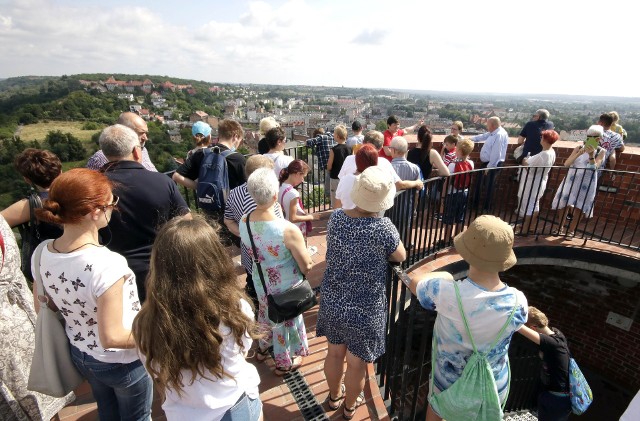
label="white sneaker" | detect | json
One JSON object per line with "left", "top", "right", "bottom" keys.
{"left": 307, "top": 246, "right": 318, "bottom": 256}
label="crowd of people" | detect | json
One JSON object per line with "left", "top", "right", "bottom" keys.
{"left": 0, "top": 109, "right": 629, "bottom": 420}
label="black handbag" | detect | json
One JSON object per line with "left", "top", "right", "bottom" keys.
{"left": 246, "top": 212, "right": 317, "bottom": 323}
{"left": 17, "top": 192, "right": 42, "bottom": 280}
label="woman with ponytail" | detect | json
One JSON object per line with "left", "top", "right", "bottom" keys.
{"left": 33, "top": 168, "right": 152, "bottom": 421}
{"left": 278, "top": 159, "right": 316, "bottom": 247}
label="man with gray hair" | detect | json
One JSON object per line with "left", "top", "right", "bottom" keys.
{"left": 87, "top": 111, "right": 158, "bottom": 171}
{"left": 516, "top": 109, "right": 554, "bottom": 165}
{"left": 99, "top": 124, "right": 191, "bottom": 302}
{"left": 338, "top": 130, "right": 424, "bottom": 192}
{"left": 471, "top": 117, "right": 509, "bottom": 212}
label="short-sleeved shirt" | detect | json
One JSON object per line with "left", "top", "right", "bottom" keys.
{"left": 391, "top": 157, "right": 421, "bottom": 182}
{"left": 335, "top": 174, "right": 357, "bottom": 210}
{"left": 329, "top": 144, "right": 351, "bottom": 179}
{"left": 263, "top": 152, "right": 294, "bottom": 179}
{"left": 175, "top": 144, "right": 247, "bottom": 190}
{"left": 447, "top": 159, "right": 475, "bottom": 193}
{"left": 520, "top": 119, "right": 554, "bottom": 157}
{"left": 443, "top": 148, "right": 457, "bottom": 167}
{"left": 382, "top": 129, "right": 405, "bottom": 161}
{"left": 539, "top": 328, "right": 570, "bottom": 393}
{"left": 160, "top": 299, "right": 260, "bottom": 419}
{"left": 599, "top": 130, "right": 624, "bottom": 161}
{"left": 87, "top": 148, "right": 157, "bottom": 172}
{"left": 101, "top": 160, "right": 190, "bottom": 300}
{"left": 416, "top": 277, "right": 528, "bottom": 399}
{"left": 35, "top": 240, "right": 140, "bottom": 364}
{"left": 346, "top": 134, "right": 364, "bottom": 150}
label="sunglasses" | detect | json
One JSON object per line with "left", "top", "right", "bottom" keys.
{"left": 100, "top": 195, "right": 119, "bottom": 211}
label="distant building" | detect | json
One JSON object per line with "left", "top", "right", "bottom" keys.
{"left": 190, "top": 111, "right": 209, "bottom": 123}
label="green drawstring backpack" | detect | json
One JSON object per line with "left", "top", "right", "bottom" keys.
{"left": 429, "top": 282, "right": 518, "bottom": 421}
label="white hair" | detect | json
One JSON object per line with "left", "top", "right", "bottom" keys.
{"left": 247, "top": 167, "right": 279, "bottom": 206}
{"left": 535, "top": 109, "right": 550, "bottom": 120}
{"left": 99, "top": 124, "right": 139, "bottom": 159}
{"left": 390, "top": 136, "right": 408, "bottom": 154}
{"left": 587, "top": 125, "right": 604, "bottom": 137}
{"left": 259, "top": 117, "right": 279, "bottom": 136}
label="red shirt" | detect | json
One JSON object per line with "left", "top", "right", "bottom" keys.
{"left": 381, "top": 129, "right": 405, "bottom": 161}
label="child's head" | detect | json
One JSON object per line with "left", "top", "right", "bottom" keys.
{"left": 279, "top": 159, "right": 309, "bottom": 185}
{"left": 390, "top": 136, "right": 408, "bottom": 157}
{"left": 456, "top": 139, "right": 474, "bottom": 159}
{"left": 453, "top": 215, "right": 516, "bottom": 273}
{"left": 527, "top": 306, "right": 549, "bottom": 329}
{"left": 443, "top": 135, "right": 458, "bottom": 150}
{"left": 334, "top": 125, "right": 347, "bottom": 143}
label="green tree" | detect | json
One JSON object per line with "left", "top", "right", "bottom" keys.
{"left": 375, "top": 120, "right": 387, "bottom": 131}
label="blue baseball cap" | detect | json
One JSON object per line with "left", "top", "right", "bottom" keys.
{"left": 192, "top": 121, "right": 212, "bottom": 137}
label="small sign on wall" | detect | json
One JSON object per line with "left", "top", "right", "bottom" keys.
{"left": 606, "top": 311, "right": 633, "bottom": 331}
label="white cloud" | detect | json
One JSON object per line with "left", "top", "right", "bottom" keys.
{"left": 0, "top": 0, "right": 637, "bottom": 97}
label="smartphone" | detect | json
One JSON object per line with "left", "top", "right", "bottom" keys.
{"left": 584, "top": 136, "right": 599, "bottom": 150}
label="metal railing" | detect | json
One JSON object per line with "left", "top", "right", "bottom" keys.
{"left": 167, "top": 143, "right": 334, "bottom": 213}
{"left": 386, "top": 165, "right": 640, "bottom": 268}
{"left": 378, "top": 164, "right": 640, "bottom": 419}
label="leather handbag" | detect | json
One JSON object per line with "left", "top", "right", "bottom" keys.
{"left": 246, "top": 212, "right": 317, "bottom": 323}
{"left": 28, "top": 241, "right": 84, "bottom": 397}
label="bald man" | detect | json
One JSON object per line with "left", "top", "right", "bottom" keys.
{"left": 87, "top": 112, "right": 158, "bottom": 171}
{"left": 470, "top": 117, "right": 509, "bottom": 213}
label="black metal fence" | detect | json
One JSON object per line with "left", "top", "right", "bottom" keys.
{"left": 386, "top": 165, "right": 640, "bottom": 268}
{"left": 379, "top": 165, "right": 640, "bottom": 419}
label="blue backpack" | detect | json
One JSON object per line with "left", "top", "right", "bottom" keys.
{"left": 196, "top": 146, "right": 233, "bottom": 214}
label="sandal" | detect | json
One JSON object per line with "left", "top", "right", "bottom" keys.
{"left": 274, "top": 366, "right": 291, "bottom": 376}
{"left": 342, "top": 391, "right": 365, "bottom": 420}
{"left": 328, "top": 384, "right": 345, "bottom": 410}
{"left": 290, "top": 356, "right": 303, "bottom": 370}
{"left": 255, "top": 348, "right": 269, "bottom": 363}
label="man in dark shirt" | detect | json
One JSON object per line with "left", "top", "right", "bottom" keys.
{"left": 516, "top": 109, "right": 554, "bottom": 164}
{"left": 98, "top": 124, "right": 191, "bottom": 301}
{"left": 517, "top": 306, "right": 571, "bottom": 421}
{"left": 173, "top": 119, "right": 246, "bottom": 245}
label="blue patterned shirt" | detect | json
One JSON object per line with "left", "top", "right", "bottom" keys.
{"left": 416, "top": 277, "right": 528, "bottom": 400}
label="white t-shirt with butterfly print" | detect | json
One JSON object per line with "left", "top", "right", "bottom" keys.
{"left": 33, "top": 239, "right": 140, "bottom": 364}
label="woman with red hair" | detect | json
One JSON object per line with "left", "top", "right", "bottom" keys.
{"left": 334, "top": 144, "right": 379, "bottom": 210}
{"left": 517, "top": 130, "right": 559, "bottom": 233}
{"left": 33, "top": 168, "right": 152, "bottom": 420}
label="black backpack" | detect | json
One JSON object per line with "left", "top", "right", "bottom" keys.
{"left": 196, "top": 146, "right": 234, "bottom": 214}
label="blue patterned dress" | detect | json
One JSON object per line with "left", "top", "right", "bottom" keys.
{"left": 316, "top": 210, "right": 400, "bottom": 362}
{"left": 239, "top": 215, "right": 309, "bottom": 369}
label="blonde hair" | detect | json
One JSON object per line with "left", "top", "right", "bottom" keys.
{"left": 457, "top": 139, "right": 474, "bottom": 157}
{"left": 259, "top": 116, "right": 279, "bottom": 136}
{"left": 333, "top": 124, "right": 347, "bottom": 141}
{"left": 452, "top": 121, "right": 464, "bottom": 131}
{"left": 527, "top": 306, "right": 549, "bottom": 328}
{"left": 245, "top": 154, "right": 274, "bottom": 178}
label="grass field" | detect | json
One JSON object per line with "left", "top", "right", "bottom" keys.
{"left": 18, "top": 121, "right": 103, "bottom": 142}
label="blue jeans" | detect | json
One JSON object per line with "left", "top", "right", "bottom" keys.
{"left": 537, "top": 390, "right": 571, "bottom": 421}
{"left": 71, "top": 345, "right": 153, "bottom": 421}
{"left": 220, "top": 393, "right": 263, "bottom": 421}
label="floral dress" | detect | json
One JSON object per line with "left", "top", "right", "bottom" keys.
{"left": 239, "top": 215, "right": 309, "bottom": 369}
{"left": 0, "top": 216, "right": 74, "bottom": 420}
{"left": 552, "top": 148, "right": 602, "bottom": 218}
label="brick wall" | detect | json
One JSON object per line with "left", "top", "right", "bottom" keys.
{"left": 418, "top": 137, "right": 640, "bottom": 225}
{"left": 502, "top": 264, "right": 640, "bottom": 391}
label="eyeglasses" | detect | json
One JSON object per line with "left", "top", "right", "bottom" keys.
{"left": 100, "top": 195, "right": 119, "bottom": 211}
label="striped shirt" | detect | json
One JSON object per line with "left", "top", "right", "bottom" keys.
{"left": 224, "top": 183, "right": 283, "bottom": 273}
{"left": 391, "top": 157, "right": 421, "bottom": 182}
{"left": 87, "top": 149, "right": 157, "bottom": 172}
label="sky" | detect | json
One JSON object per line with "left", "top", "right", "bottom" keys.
{"left": 0, "top": 0, "right": 638, "bottom": 98}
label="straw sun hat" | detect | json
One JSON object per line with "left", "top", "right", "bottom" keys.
{"left": 350, "top": 166, "right": 396, "bottom": 213}
{"left": 453, "top": 215, "right": 517, "bottom": 272}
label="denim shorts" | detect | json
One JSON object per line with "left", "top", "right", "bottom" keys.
{"left": 220, "top": 392, "right": 263, "bottom": 421}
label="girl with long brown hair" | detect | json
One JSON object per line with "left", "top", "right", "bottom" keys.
{"left": 133, "top": 216, "right": 263, "bottom": 420}
{"left": 33, "top": 168, "right": 152, "bottom": 420}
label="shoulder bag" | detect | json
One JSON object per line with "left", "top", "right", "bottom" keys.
{"left": 568, "top": 356, "right": 593, "bottom": 415}
{"left": 28, "top": 241, "right": 84, "bottom": 397}
{"left": 245, "top": 212, "right": 316, "bottom": 323}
